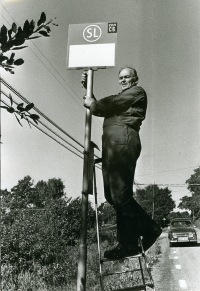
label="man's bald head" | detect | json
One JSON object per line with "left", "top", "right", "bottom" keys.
{"left": 118, "top": 67, "right": 139, "bottom": 91}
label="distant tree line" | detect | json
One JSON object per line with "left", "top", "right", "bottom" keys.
{"left": 178, "top": 167, "right": 200, "bottom": 220}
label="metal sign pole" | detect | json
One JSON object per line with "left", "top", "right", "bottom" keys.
{"left": 77, "top": 69, "right": 93, "bottom": 291}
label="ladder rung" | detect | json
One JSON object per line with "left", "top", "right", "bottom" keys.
{"left": 101, "top": 253, "right": 142, "bottom": 263}
{"left": 102, "top": 268, "right": 142, "bottom": 277}
{"left": 111, "top": 284, "right": 148, "bottom": 291}
{"left": 94, "top": 158, "right": 102, "bottom": 164}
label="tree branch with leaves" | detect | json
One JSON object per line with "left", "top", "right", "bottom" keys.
{"left": 0, "top": 93, "right": 39, "bottom": 127}
{"left": 0, "top": 12, "right": 58, "bottom": 127}
{"left": 0, "top": 12, "right": 58, "bottom": 74}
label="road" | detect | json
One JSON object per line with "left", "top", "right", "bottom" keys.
{"left": 151, "top": 228, "right": 200, "bottom": 291}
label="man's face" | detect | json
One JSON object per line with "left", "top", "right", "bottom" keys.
{"left": 118, "top": 68, "right": 136, "bottom": 91}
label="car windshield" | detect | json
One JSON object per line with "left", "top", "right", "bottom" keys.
{"left": 171, "top": 221, "right": 191, "bottom": 227}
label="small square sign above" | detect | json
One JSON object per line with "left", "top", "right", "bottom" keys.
{"left": 108, "top": 23, "right": 117, "bottom": 33}
{"left": 67, "top": 22, "right": 117, "bottom": 69}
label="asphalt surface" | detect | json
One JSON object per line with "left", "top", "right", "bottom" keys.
{"left": 151, "top": 228, "right": 200, "bottom": 291}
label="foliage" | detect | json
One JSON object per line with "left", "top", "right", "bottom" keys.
{"left": 133, "top": 184, "right": 176, "bottom": 224}
{"left": 1, "top": 176, "right": 96, "bottom": 286}
{"left": 0, "top": 94, "right": 40, "bottom": 127}
{"left": 98, "top": 201, "right": 116, "bottom": 225}
{"left": 2, "top": 240, "right": 162, "bottom": 291}
{"left": 178, "top": 167, "right": 200, "bottom": 219}
{"left": 0, "top": 12, "right": 58, "bottom": 74}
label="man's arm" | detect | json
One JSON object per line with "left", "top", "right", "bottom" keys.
{"left": 88, "top": 86, "right": 146, "bottom": 117}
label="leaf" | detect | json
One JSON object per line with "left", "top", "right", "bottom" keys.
{"left": 14, "top": 113, "right": 23, "bottom": 127}
{"left": 30, "top": 20, "right": 35, "bottom": 32}
{"left": 6, "top": 53, "right": 15, "bottom": 65}
{"left": 37, "top": 12, "right": 46, "bottom": 27}
{"left": 29, "top": 114, "right": 40, "bottom": 124}
{"left": 12, "top": 22, "right": 17, "bottom": 33}
{"left": 14, "top": 26, "right": 23, "bottom": 39}
{"left": 17, "top": 103, "right": 25, "bottom": 111}
{"left": 14, "top": 58, "right": 24, "bottom": 66}
{"left": 0, "top": 55, "right": 8, "bottom": 62}
{"left": 12, "top": 46, "right": 28, "bottom": 50}
{"left": 45, "top": 26, "right": 51, "bottom": 33}
{"left": 9, "top": 93, "right": 13, "bottom": 106}
{"left": 39, "top": 30, "right": 49, "bottom": 37}
{"left": 25, "top": 103, "right": 34, "bottom": 112}
{"left": 5, "top": 68, "right": 15, "bottom": 74}
{"left": 27, "top": 36, "right": 41, "bottom": 40}
{"left": 23, "top": 20, "right": 30, "bottom": 33}
{"left": 8, "top": 29, "right": 13, "bottom": 41}
{"left": 27, "top": 118, "right": 32, "bottom": 128}
{"left": 12, "top": 37, "right": 25, "bottom": 47}
{"left": 0, "top": 25, "right": 8, "bottom": 44}
{"left": 1, "top": 42, "right": 12, "bottom": 52}
{"left": 7, "top": 107, "right": 15, "bottom": 114}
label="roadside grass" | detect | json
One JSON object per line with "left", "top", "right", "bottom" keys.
{"left": 2, "top": 239, "right": 161, "bottom": 291}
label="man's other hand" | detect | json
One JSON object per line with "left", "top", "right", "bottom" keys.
{"left": 81, "top": 71, "right": 88, "bottom": 89}
{"left": 83, "top": 95, "right": 96, "bottom": 108}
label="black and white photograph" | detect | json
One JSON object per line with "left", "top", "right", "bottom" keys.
{"left": 1, "top": 1, "right": 200, "bottom": 290}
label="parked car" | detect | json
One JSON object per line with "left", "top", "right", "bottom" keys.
{"left": 168, "top": 218, "right": 197, "bottom": 247}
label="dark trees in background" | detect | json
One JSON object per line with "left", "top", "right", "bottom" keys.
{"left": 178, "top": 167, "right": 200, "bottom": 220}
{"left": 133, "top": 184, "right": 176, "bottom": 225}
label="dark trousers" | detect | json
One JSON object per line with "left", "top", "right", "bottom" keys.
{"left": 102, "top": 124, "right": 158, "bottom": 247}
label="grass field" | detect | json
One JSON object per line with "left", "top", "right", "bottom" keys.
{"left": 2, "top": 239, "right": 161, "bottom": 291}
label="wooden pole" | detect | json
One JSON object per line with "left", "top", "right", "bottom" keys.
{"left": 77, "top": 69, "right": 93, "bottom": 291}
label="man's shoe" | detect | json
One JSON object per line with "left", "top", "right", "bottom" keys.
{"left": 124, "top": 245, "right": 140, "bottom": 257}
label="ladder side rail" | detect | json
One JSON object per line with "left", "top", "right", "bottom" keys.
{"left": 102, "top": 268, "right": 142, "bottom": 277}
{"left": 138, "top": 256, "right": 146, "bottom": 291}
{"left": 139, "top": 237, "right": 155, "bottom": 289}
{"left": 93, "top": 162, "right": 104, "bottom": 291}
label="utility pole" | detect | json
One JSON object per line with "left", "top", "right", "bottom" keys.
{"left": 77, "top": 69, "right": 94, "bottom": 291}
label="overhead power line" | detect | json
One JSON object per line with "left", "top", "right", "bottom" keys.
{"left": 1, "top": 99, "right": 83, "bottom": 160}
{"left": 1, "top": 79, "right": 101, "bottom": 159}
{"left": 1, "top": 89, "right": 83, "bottom": 155}
{"left": 1, "top": 94, "right": 101, "bottom": 169}
{"left": 1, "top": 77, "right": 84, "bottom": 149}
{"left": 134, "top": 183, "right": 200, "bottom": 187}
{"left": 137, "top": 166, "right": 199, "bottom": 177}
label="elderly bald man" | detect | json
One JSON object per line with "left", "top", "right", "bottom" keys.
{"left": 81, "top": 67, "right": 162, "bottom": 260}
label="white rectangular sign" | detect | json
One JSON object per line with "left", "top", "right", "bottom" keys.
{"left": 67, "top": 22, "right": 117, "bottom": 69}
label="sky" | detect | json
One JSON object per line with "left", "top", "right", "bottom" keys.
{"left": 1, "top": 0, "right": 200, "bottom": 210}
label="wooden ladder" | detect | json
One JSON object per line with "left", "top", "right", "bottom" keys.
{"left": 93, "top": 158, "right": 156, "bottom": 291}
